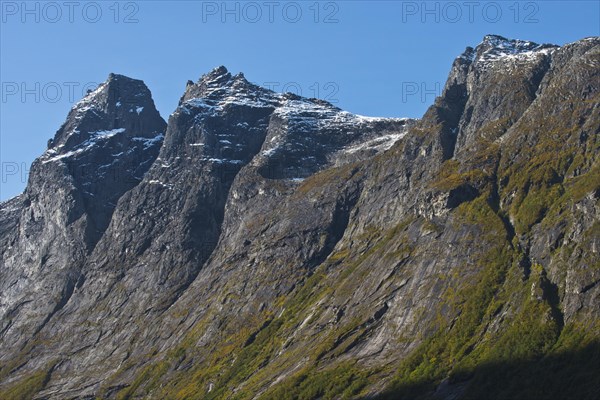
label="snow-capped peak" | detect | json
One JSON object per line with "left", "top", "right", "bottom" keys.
{"left": 479, "top": 34, "right": 555, "bottom": 56}
{"left": 203, "top": 65, "right": 230, "bottom": 82}
{"left": 42, "top": 73, "right": 166, "bottom": 164}
{"left": 459, "top": 35, "right": 559, "bottom": 68}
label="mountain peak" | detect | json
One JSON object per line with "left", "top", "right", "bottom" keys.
{"left": 478, "top": 34, "right": 543, "bottom": 52}
{"left": 458, "top": 34, "right": 558, "bottom": 65}
{"left": 199, "top": 65, "right": 232, "bottom": 85}
{"left": 47, "top": 74, "right": 165, "bottom": 153}
{"left": 181, "top": 66, "right": 260, "bottom": 105}
{"left": 481, "top": 33, "right": 510, "bottom": 44}
{"left": 107, "top": 72, "right": 137, "bottom": 81}
{"left": 210, "top": 65, "right": 229, "bottom": 75}
{"left": 74, "top": 73, "right": 154, "bottom": 114}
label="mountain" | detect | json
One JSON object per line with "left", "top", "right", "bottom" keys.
{"left": 0, "top": 35, "right": 598, "bottom": 400}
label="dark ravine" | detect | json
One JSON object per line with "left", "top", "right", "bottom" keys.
{"left": 0, "top": 35, "right": 598, "bottom": 400}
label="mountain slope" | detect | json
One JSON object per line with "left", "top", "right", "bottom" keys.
{"left": 0, "top": 35, "right": 598, "bottom": 400}
{"left": 0, "top": 74, "right": 166, "bottom": 388}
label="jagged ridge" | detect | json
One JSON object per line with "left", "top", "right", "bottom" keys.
{"left": 0, "top": 35, "right": 598, "bottom": 400}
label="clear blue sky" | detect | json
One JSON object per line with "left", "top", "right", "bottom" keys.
{"left": 1, "top": 0, "right": 599, "bottom": 200}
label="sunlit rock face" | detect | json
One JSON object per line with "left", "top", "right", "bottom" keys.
{"left": 0, "top": 36, "right": 598, "bottom": 400}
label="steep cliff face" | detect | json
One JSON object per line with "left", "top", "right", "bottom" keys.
{"left": 0, "top": 35, "right": 598, "bottom": 400}
{"left": 0, "top": 74, "right": 166, "bottom": 385}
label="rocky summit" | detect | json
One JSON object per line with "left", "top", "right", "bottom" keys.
{"left": 0, "top": 35, "right": 599, "bottom": 400}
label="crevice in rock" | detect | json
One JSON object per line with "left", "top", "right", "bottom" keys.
{"left": 581, "top": 278, "right": 600, "bottom": 294}
{"left": 439, "top": 79, "right": 470, "bottom": 160}
{"left": 243, "top": 319, "right": 273, "bottom": 347}
{"left": 540, "top": 270, "right": 565, "bottom": 331}
{"left": 519, "top": 250, "right": 533, "bottom": 280}
{"left": 149, "top": 109, "right": 280, "bottom": 312}
{"left": 529, "top": 54, "right": 555, "bottom": 101}
{"left": 487, "top": 157, "right": 517, "bottom": 247}
{"left": 306, "top": 174, "right": 363, "bottom": 269}
{"left": 318, "top": 303, "right": 389, "bottom": 360}
{"left": 447, "top": 184, "right": 479, "bottom": 209}
{"left": 31, "top": 276, "right": 77, "bottom": 338}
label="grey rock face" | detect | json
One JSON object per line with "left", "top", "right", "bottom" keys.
{"left": 0, "top": 36, "right": 598, "bottom": 400}
{"left": 0, "top": 74, "right": 166, "bottom": 387}
{"left": 0, "top": 66, "right": 415, "bottom": 397}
